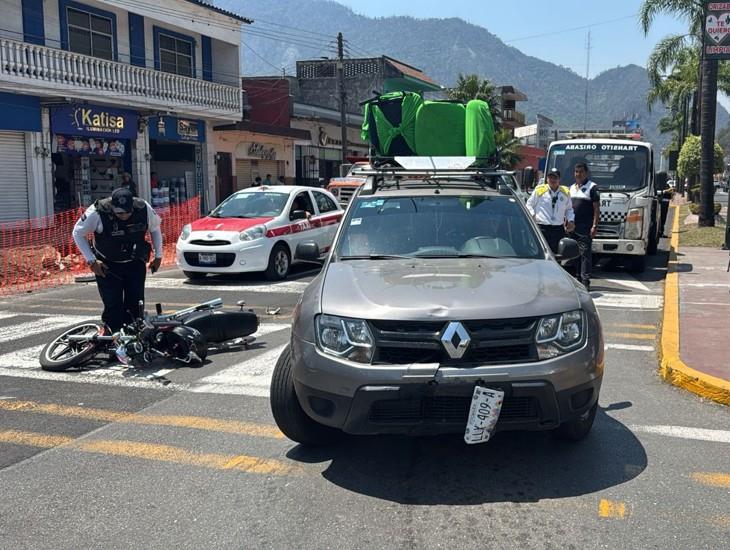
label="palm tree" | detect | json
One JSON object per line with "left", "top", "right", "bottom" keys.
{"left": 495, "top": 129, "right": 522, "bottom": 169}
{"left": 641, "top": 0, "right": 717, "bottom": 226}
{"left": 447, "top": 73, "right": 502, "bottom": 128}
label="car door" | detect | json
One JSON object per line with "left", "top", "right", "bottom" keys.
{"left": 311, "top": 190, "right": 343, "bottom": 252}
{"left": 285, "top": 190, "right": 319, "bottom": 261}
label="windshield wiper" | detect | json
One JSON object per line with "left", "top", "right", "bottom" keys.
{"left": 414, "top": 253, "right": 500, "bottom": 259}
{"left": 339, "top": 254, "right": 412, "bottom": 260}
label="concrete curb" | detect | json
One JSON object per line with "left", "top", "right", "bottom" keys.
{"left": 659, "top": 205, "right": 730, "bottom": 406}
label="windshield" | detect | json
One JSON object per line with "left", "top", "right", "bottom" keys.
{"left": 210, "top": 192, "right": 288, "bottom": 218}
{"left": 547, "top": 143, "right": 650, "bottom": 192}
{"left": 336, "top": 194, "right": 543, "bottom": 260}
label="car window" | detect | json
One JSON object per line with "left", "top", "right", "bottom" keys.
{"left": 290, "top": 191, "right": 315, "bottom": 219}
{"left": 210, "top": 192, "right": 287, "bottom": 218}
{"left": 337, "top": 195, "right": 542, "bottom": 259}
{"left": 313, "top": 191, "right": 338, "bottom": 214}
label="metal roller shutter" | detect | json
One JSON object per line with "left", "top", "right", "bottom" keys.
{"left": 253, "top": 160, "right": 280, "bottom": 182}
{"left": 0, "top": 132, "right": 30, "bottom": 222}
{"left": 235, "top": 159, "right": 252, "bottom": 190}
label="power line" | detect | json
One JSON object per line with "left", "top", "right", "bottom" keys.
{"left": 503, "top": 13, "right": 638, "bottom": 43}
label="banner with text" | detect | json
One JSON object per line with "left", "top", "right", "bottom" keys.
{"left": 705, "top": 2, "right": 730, "bottom": 59}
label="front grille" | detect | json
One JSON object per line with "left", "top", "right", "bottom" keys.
{"left": 596, "top": 222, "right": 621, "bottom": 239}
{"left": 370, "top": 317, "right": 538, "bottom": 365}
{"left": 183, "top": 252, "right": 235, "bottom": 267}
{"left": 189, "top": 239, "right": 231, "bottom": 246}
{"left": 368, "top": 395, "right": 539, "bottom": 424}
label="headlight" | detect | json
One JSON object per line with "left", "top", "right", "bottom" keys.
{"left": 180, "top": 224, "right": 191, "bottom": 241}
{"left": 316, "top": 314, "right": 374, "bottom": 363}
{"left": 624, "top": 207, "right": 644, "bottom": 240}
{"left": 240, "top": 225, "right": 265, "bottom": 241}
{"left": 536, "top": 310, "right": 585, "bottom": 359}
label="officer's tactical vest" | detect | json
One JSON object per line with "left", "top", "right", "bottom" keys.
{"left": 93, "top": 197, "right": 151, "bottom": 263}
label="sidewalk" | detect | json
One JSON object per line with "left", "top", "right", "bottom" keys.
{"left": 660, "top": 203, "right": 730, "bottom": 405}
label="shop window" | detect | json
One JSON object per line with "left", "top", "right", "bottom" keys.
{"left": 313, "top": 191, "right": 338, "bottom": 214}
{"left": 155, "top": 28, "right": 195, "bottom": 78}
{"left": 62, "top": 2, "right": 116, "bottom": 61}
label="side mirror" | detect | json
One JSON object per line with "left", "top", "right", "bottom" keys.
{"left": 556, "top": 238, "right": 580, "bottom": 261}
{"left": 290, "top": 209, "right": 307, "bottom": 221}
{"left": 295, "top": 241, "right": 322, "bottom": 263}
{"left": 655, "top": 171, "right": 668, "bottom": 191}
{"left": 523, "top": 166, "right": 535, "bottom": 187}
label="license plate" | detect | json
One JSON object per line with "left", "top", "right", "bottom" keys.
{"left": 464, "top": 386, "right": 504, "bottom": 445}
{"left": 198, "top": 253, "right": 216, "bottom": 265}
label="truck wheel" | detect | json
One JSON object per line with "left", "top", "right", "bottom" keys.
{"left": 552, "top": 402, "right": 597, "bottom": 442}
{"left": 647, "top": 223, "right": 659, "bottom": 255}
{"left": 628, "top": 255, "right": 646, "bottom": 273}
{"left": 270, "top": 345, "right": 341, "bottom": 446}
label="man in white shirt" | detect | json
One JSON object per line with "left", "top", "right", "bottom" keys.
{"left": 526, "top": 168, "right": 575, "bottom": 254}
{"left": 72, "top": 188, "right": 163, "bottom": 332}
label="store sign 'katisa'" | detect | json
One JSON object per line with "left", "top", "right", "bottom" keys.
{"left": 51, "top": 105, "right": 138, "bottom": 139}
{"left": 74, "top": 108, "right": 125, "bottom": 131}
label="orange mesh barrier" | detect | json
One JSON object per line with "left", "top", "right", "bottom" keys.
{"left": 0, "top": 197, "right": 200, "bottom": 296}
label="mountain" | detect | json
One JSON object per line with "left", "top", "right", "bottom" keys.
{"left": 214, "top": 0, "right": 728, "bottom": 150}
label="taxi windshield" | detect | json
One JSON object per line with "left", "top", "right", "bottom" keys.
{"left": 210, "top": 192, "right": 288, "bottom": 218}
{"left": 336, "top": 194, "right": 543, "bottom": 260}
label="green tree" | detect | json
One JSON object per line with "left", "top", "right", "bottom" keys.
{"left": 447, "top": 73, "right": 502, "bottom": 128}
{"left": 677, "top": 135, "right": 724, "bottom": 201}
{"left": 640, "top": 0, "right": 720, "bottom": 226}
{"left": 495, "top": 129, "right": 522, "bottom": 169}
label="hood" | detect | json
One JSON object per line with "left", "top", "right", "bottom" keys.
{"left": 321, "top": 258, "right": 580, "bottom": 321}
{"left": 190, "top": 216, "right": 273, "bottom": 232}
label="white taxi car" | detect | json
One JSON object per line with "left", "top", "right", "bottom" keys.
{"left": 176, "top": 186, "right": 343, "bottom": 280}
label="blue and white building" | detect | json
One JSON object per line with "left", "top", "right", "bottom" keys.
{"left": 0, "top": 0, "right": 250, "bottom": 221}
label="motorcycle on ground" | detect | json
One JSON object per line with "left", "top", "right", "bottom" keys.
{"left": 39, "top": 299, "right": 259, "bottom": 372}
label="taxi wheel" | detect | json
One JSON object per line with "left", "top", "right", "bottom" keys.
{"left": 265, "top": 243, "right": 290, "bottom": 280}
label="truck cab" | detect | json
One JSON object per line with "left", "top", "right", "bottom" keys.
{"left": 544, "top": 136, "right": 661, "bottom": 272}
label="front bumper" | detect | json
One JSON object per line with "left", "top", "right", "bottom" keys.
{"left": 290, "top": 334, "right": 604, "bottom": 436}
{"left": 592, "top": 238, "right": 646, "bottom": 256}
{"left": 175, "top": 238, "right": 273, "bottom": 273}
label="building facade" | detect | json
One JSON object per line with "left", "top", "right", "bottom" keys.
{"left": 0, "top": 0, "right": 249, "bottom": 221}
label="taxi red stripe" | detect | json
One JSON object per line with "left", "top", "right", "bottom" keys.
{"left": 265, "top": 212, "right": 343, "bottom": 238}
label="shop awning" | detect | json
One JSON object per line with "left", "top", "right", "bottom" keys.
{"left": 213, "top": 121, "right": 311, "bottom": 140}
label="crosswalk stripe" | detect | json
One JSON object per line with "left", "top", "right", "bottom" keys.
{"left": 145, "top": 278, "right": 310, "bottom": 294}
{"left": 0, "top": 312, "right": 19, "bottom": 322}
{"left": 0, "top": 315, "right": 88, "bottom": 347}
{"left": 592, "top": 294, "right": 663, "bottom": 310}
{"left": 190, "top": 343, "right": 288, "bottom": 397}
{"left": 605, "top": 343, "right": 654, "bottom": 352}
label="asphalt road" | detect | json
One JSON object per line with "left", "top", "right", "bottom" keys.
{"left": 0, "top": 214, "right": 728, "bottom": 549}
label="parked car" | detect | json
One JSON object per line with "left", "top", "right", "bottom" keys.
{"left": 176, "top": 186, "right": 343, "bottom": 280}
{"left": 270, "top": 163, "right": 604, "bottom": 446}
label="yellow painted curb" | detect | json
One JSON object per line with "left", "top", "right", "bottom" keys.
{"left": 659, "top": 205, "right": 730, "bottom": 406}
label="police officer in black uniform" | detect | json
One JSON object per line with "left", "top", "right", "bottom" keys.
{"left": 72, "top": 188, "right": 163, "bottom": 332}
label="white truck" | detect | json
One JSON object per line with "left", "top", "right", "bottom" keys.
{"left": 544, "top": 134, "right": 661, "bottom": 273}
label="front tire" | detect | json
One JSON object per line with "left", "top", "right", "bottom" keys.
{"left": 270, "top": 345, "right": 341, "bottom": 446}
{"left": 40, "top": 320, "right": 105, "bottom": 371}
{"left": 183, "top": 270, "right": 207, "bottom": 280}
{"left": 265, "top": 243, "right": 291, "bottom": 281}
{"left": 552, "top": 402, "right": 597, "bottom": 442}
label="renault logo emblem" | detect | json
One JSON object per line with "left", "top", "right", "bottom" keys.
{"left": 441, "top": 322, "right": 471, "bottom": 359}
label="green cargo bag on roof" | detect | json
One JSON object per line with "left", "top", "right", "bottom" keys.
{"left": 361, "top": 91, "right": 423, "bottom": 156}
{"left": 414, "top": 101, "right": 466, "bottom": 156}
{"left": 465, "top": 99, "right": 496, "bottom": 159}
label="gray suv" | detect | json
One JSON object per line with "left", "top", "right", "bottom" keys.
{"left": 270, "top": 167, "right": 604, "bottom": 446}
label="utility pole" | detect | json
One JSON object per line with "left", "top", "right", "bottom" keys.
{"left": 583, "top": 31, "right": 591, "bottom": 132}
{"left": 337, "top": 32, "right": 348, "bottom": 166}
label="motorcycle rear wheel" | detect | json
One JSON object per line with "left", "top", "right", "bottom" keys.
{"left": 40, "top": 320, "right": 106, "bottom": 371}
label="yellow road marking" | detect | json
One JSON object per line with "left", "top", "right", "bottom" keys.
{"left": 605, "top": 332, "right": 656, "bottom": 341}
{"left": 608, "top": 323, "right": 656, "bottom": 331}
{"left": 0, "top": 400, "right": 284, "bottom": 439}
{"left": 692, "top": 472, "right": 730, "bottom": 488}
{"left": 0, "top": 429, "right": 300, "bottom": 476}
{"left": 598, "top": 499, "right": 628, "bottom": 519}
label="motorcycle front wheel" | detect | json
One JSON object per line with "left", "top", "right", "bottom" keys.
{"left": 40, "top": 320, "right": 107, "bottom": 372}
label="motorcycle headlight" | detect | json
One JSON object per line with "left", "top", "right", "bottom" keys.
{"left": 240, "top": 225, "right": 265, "bottom": 242}
{"left": 316, "top": 314, "right": 374, "bottom": 363}
{"left": 536, "top": 310, "right": 585, "bottom": 359}
{"left": 625, "top": 207, "right": 644, "bottom": 240}
{"left": 180, "top": 224, "right": 191, "bottom": 241}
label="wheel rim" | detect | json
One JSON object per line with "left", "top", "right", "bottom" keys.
{"left": 44, "top": 323, "right": 102, "bottom": 364}
{"left": 274, "top": 250, "right": 289, "bottom": 276}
